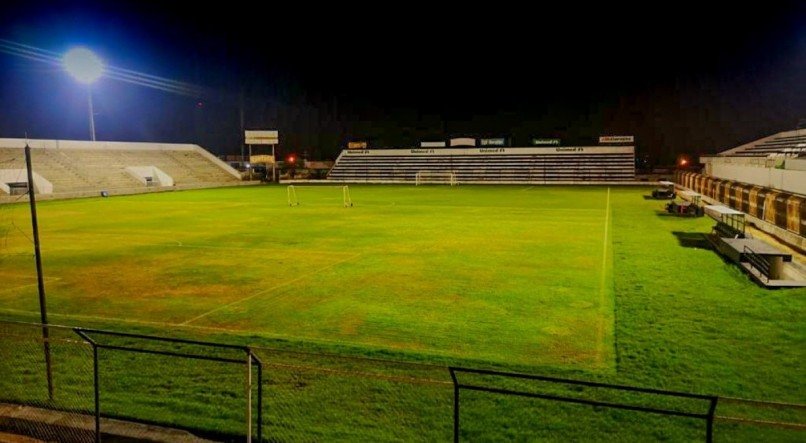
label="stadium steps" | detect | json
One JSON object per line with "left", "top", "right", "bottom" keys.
{"left": 723, "top": 133, "right": 806, "bottom": 157}
{"left": 328, "top": 152, "right": 635, "bottom": 182}
{"left": 0, "top": 143, "right": 241, "bottom": 199}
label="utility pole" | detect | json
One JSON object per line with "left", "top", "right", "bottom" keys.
{"left": 24, "top": 144, "right": 53, "bottom": 400}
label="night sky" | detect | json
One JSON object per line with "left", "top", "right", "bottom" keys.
{"left": 0, "top": 1, "right": 804, "bottom": 164}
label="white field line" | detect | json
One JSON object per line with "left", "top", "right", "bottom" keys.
{"left": 180, "top": 252, "right": 364, "bottom": 325}
{"left": 0, "top": 307, "right": 485, "bottom": 361}
{"left": 0, "top": 308, "right": 178, "bottom": 328}
{"left": 0, "top": 307, "right": 366, "bottom": 348}
{"left": 597, "top": 187, "right": 611, "bottom": 365}
{"left": 0, "top": 277, "right": 63, "bottom": 294}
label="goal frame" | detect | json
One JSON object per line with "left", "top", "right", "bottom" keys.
{"left": 415, "top": 171, "right": 458, "bottom": 186}
{"left": 287, "top": 185, "right": 353, "bottom": 207}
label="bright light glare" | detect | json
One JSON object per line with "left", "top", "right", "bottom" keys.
{"left": 63, "top": 47, "right": 104, "bottom": 84}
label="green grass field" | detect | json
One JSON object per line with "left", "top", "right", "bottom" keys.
{"left": 1, "top": 185, "right": 617, "bottom": 369}
{"left": 0, "top": 184, "right": 803, "bottom": 441}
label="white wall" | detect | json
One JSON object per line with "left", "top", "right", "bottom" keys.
{"left": 786, "top": 158, "right": 806, "bottom": 171}
{"left": 0, "top": 169, "right": 53, "bottom": 194}
{"left": 125, "top": 166, "right": 174, "bottom": 187}
{"left": 710, "top": 163, "right": 806, "bottom": 195}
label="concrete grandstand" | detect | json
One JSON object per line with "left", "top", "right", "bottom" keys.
{"left": 699, "top": 129, "right": 806, "bottom": 196}
{"left": 327, "top": 145, "right": 635, "bottom": 184}
{"left": 0, "top": 139, "right": 243, "bottom": 202}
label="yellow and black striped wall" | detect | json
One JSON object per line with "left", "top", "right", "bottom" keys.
{"left": 676, "top": 171, "right": 806, "bottom": 237}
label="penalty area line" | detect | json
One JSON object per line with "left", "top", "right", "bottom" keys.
{"left": 0, "top": 307, "right": 448, "bottom": 358}
{"left": 0, "top": 308, "right": 303, "bottom": 340}
{"left": 180, "top": 252, "right": 364, "bottom": 326}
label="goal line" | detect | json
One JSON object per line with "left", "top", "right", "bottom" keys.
{"left": 287, "top": 185, "right": 353, "bottom": 207}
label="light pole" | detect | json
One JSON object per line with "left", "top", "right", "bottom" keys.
{"left": 63, "top": 47, "right": 104, "bottom": 141}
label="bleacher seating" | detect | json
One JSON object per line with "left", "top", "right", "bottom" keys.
{"left": 719, "top": 131, "right": 806, "bottom": 157}
{"left": 0, "top": 139, "right": 241, "bottom": 200}
{"left": 327, "top": 146, "right": 635, "bottom": 183}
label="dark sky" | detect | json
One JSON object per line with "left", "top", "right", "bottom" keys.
{"left": 0, "top": 1, "right": 804, "bottom": 163}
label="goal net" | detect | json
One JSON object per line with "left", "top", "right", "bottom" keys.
{"left": 415, "top": 171, "right": 458, "bottom": 186}
{"left": 287, "top": 185, "right": 353, "bottom": 207}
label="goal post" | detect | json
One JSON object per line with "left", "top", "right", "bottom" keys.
{"left": 286, "top": 185, "right": 353, "bottom": 207}
{"left": 287, "top": 185, "right": 299, "bottom": 206}
{"left": 415, "top": 171, "right": 457, "bottom": 186}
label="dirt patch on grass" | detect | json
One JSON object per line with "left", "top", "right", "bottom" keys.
{"left": 339, "top": 314, "right": 365, "bottom": 335}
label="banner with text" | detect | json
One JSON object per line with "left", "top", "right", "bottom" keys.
{"left": 531, "top": 138, "right": 561, "bottom": 146}
{"left": 480, "top": 138, "right": 507, "bottom": 146}
{"left": 599, "top": 135, "right": 634, "bottom": 144}
{"left": 245, "top": 130, "right": 279, "bottom": 145}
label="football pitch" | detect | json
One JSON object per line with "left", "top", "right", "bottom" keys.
{"left": 0, "top": 184, "right": 804, "bottom": 440}
{"left": 2, "top": 185, "right": 617, "bottom": 368}
{"left": 1, "top": 184, "right": 802, "bottom": 371}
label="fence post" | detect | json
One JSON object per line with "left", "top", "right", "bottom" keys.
{"left": 252, "top": 351, "right": 263, "bottom": 443}
{"left": 75, "top": 329, "right": 100, "bottom": 443}
{"left": 246, "top": 353, "right": 252, "bottom": 443}
{"left": 706, "top": 396, "right": 718, "bottom": 443}
{"left": 93, "top": 344, "right": 100, "bottom": 443}
{"left": 449, "top": 367, "right": 459, "bottom": 443}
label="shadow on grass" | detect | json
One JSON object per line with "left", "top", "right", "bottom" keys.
{"left": 655, "top": 210, "right": 677, "bottom": 217}
{"left": 655, "top": 211, "right": 703, "bottom": 219}
{"left": 672, "top": 231, "right": 712, "bottom": 249}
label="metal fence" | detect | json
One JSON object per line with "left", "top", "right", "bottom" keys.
{"left": 0, "top": 320, "right": 803, "bottom": 442}
{"left": 449, "top": 367, "right": 718, "bottom": 442}
{"left": 0, "top": 321, "right": 95, "bottom": 442}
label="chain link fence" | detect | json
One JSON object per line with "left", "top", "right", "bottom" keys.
{"left": 0, "top": 320, "right": 803, "bottom": 442}
{"left": 0, "top": 321, "right": 95, "bottom": 442}
{"left": 252, "top": 347, "right": 453, "bottom": 442}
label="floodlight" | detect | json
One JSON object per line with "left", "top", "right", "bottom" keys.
{"left": 63, "top": 47, "right": 104, "bottom": 84}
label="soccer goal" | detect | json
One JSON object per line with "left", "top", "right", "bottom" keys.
{"left": 287, "top": 185, "right": 353, "bottom": 207}
{"left": 415, "top": 171, "right": 458, "bottom": 186}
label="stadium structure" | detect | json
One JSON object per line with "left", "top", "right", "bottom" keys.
{"left": 327, "top": 140, "right": 635, "bottom": 184}
{"left": 676, "top": 129, "right": 806, "bottom": 249}
{"left": 0, "top": 131, "right": 804, "bottom": 442}
{"left": 0, "top": 139, "right": 243, "bottom": 202}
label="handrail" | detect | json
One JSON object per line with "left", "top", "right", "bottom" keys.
{"left": 743, "top": 245, "right": 771, "bottom": 282}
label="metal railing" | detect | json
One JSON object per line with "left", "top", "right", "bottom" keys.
{"left": 0, "top": 320, "right": 804, "bottom": 442}
{"left": 743, "top": 245, "right": 772, "bottom": 282}
{"left": 449, "top": 367, "right": 719, "bottom": 442}
{"left": 73, "top": 327, "right": 263, "bottom": 443}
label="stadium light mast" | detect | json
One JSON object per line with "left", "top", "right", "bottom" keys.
{"left": 63, "top": 47, "right": 104, "bottom": 141}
